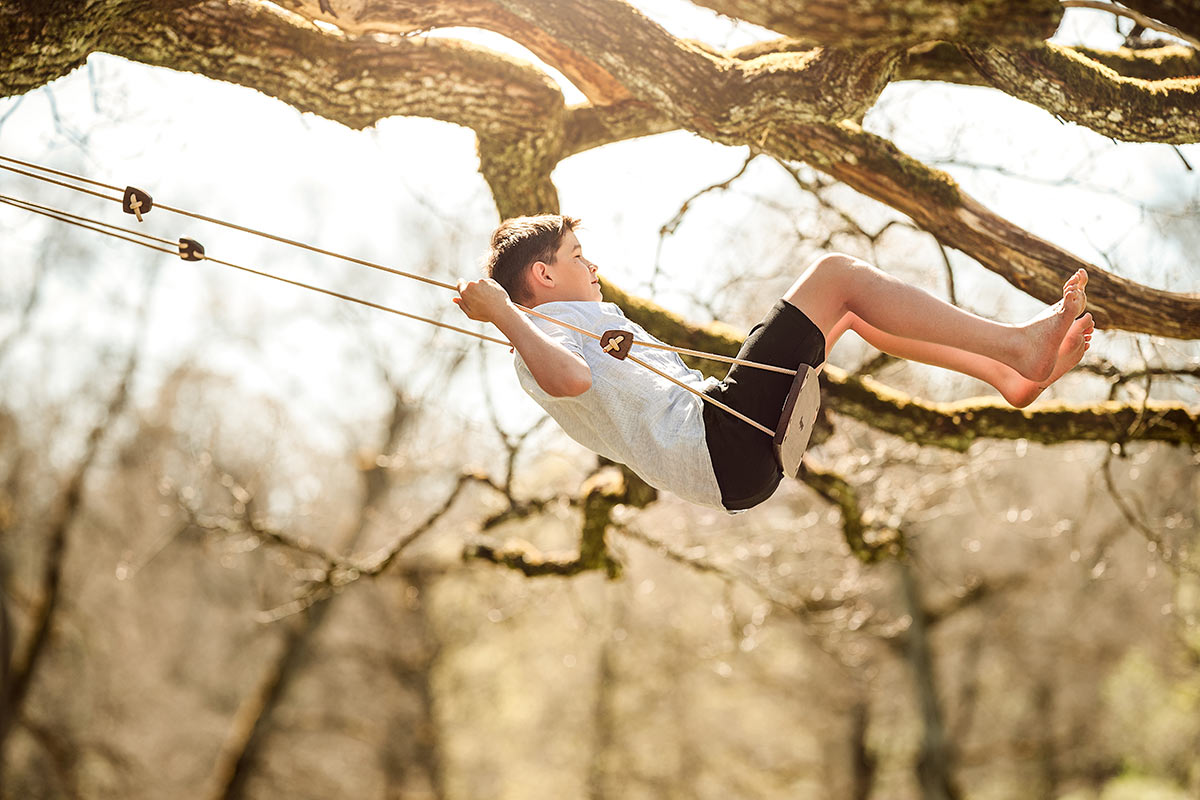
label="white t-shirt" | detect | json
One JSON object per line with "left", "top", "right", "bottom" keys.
{"left": 514, "top": 301, "right": 724, "bottom": 509}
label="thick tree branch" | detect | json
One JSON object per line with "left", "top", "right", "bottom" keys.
{"left": 0, "top": 0, "right": 200, "bottom": 97}
{"left": 1072, "top": 43, "right": 1200, "bottom": 80}
{"left": 489, "top": 0, "right": 902, "bottom": 128}
{"left": 960, "top": 42, "right": 1200, "bottom": 144}
{"left": 732, "top": 39, "right": 1200, "bottom": 85}
{"left": 272, "top": 0, "right": 635, "bottom": 103}
{"left": 107, "top": 2, "right": 567, "bottom": 216}
{"left": 691, "top": 0, "right": 1062, "bottom": 47}
{"left": 107, "top": 2, "right": 564, "bottom": 133}
{"left": 563, "top": 103, "right": 1198, "bottom": 339}
{"left": 563, "top": 99, "right": 678, "bottom": 157}
{"left": 826, "top": 366, "right": 1200, "bottom": 450}
{"left": 767, "top": 122, "right": 1200, "bottom": 339}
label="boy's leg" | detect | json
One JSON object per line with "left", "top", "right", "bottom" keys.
{"left": 829, "top": 311, "right": 1095, "bottom": 407}
{"left": 784, "top": 253, "right": 1087, "bottom": 383}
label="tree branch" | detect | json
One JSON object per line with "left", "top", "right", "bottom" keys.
{"left": 1072, "top": 43, "right": 1200, "bottom": 79}
{"left": 1119, "top": 0, "right": 1200, "bottom": 41}
{"left": 1063, "top": 0, "right": 1200, "bottom": 48}
{"left": 960, "top": 42, "right": 1200, "bottom": 144}
{"left": 463, "top": 465, "right": 654, "bottom": 578}
{"left": 800, "top": 463, "right": 904, "bottom": 561}
{"left": 106, "top": 0, "right": 568, "bottom": 216}
{"left": 691, "top": 0, "right": 1062, "bottom": 47}
{"left": 768, "top": 122, "right": 1200, "bottom": 339}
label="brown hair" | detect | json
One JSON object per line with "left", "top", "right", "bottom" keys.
{"left": 485, "top": 214, "right": 581, "bottom": 304}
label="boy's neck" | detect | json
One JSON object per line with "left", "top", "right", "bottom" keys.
{"left": 529, "top": 294, "right": 600, "bottom": 307}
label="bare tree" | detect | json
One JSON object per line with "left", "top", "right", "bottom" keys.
{"left": 1, "top": 0, "right": 1197, "bottom": 559}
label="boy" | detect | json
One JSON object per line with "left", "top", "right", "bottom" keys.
{"left": 454, "top": 215, "right": 1093, "bottom": 512}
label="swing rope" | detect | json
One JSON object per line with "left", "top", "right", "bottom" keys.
{"left": 0, "top": 154, "right": 797, "bottom": 376}
{"left": 0, "top": 192, "right": 513, "bottom": 348}
{"left": 0, "top": 154, "right": 799, "bottom": 437}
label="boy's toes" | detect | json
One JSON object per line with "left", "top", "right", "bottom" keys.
{"left": 1064, "top": 288, "right": 1085, "bottom": 316}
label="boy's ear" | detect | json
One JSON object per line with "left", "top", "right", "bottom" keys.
{"left": 529, "top": 260, "right": 554, "bottom": 288}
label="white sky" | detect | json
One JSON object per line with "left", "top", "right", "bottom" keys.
{"left": 0, "top": 4, "right": 1197, "bottom": 458}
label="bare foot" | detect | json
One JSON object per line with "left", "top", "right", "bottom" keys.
{"left": 1011, "top": 269, "right": 1088, "bottom": 382}
{"left": 1000, "top": 312, "right": 1095, "bottom": 407}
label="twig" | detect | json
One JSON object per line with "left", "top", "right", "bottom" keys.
{"left": 1061, "top": 0, "right": 1200, "bottom": 50}
{"left": 1099, "top": 449, "right": 1195, "bottom": 575}
{"left": 652, "top": 152, "right": 758, "bottom": 293}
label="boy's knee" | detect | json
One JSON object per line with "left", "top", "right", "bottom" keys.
{"left": 808, "top": 252, "right": 859, "bottom": 279}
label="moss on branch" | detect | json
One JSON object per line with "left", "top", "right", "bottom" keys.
{"left": 801, "top": 464, "right": 904, "bottom": 562}
{"left": 463, "top": 466, "right": 655, "bottom": 578}
{"left": 961, "top": 42, "right": 1200, "bottom": 144}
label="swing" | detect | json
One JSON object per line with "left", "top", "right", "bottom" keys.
{"left": 773, "top": 364, "right": 821, "bottom": 478}
{"left": 597, "top": 329, "right": 823, "bottom": 475}
{"left": 0, "top": 153, "right": 824, "bottom": 472}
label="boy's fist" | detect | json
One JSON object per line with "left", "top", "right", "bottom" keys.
{"left": 453, "top": 278, "right": 512, "bottom": 324}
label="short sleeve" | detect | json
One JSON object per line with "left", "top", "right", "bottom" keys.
{"left": 530, "top": 307, "right": 587, "bottom": 357}
{"left": 513, "top": 308, "right": 588, "bottom": 401}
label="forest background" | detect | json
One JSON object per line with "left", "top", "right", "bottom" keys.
{"left": 0, "top": 1, "right": 1198, "bottom": 799}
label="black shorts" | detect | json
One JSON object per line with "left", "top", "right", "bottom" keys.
{"left": 701, "top": 300, "right": 826, "bottom": 511}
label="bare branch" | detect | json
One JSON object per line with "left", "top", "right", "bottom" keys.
{"left": 1063, "top": 0, "right": 1200, "bottom": 49}
{"left": 463, "top": 465, "right": 650, "bottom": 578}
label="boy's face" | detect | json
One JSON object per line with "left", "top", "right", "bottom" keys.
{"left": 541, "top": 229, "right": 602, "bottom": 303}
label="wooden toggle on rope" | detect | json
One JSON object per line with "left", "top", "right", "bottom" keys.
{"left": 0, "top": 154, "right": 822, "bottom": 470}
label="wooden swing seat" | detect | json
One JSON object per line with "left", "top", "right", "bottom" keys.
{"left": 773, "top": 364, "right": 821, "bottom": 478}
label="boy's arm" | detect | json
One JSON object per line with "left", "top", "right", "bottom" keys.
{"left": 454, "top": 278, "right": 592, "bottom": 398}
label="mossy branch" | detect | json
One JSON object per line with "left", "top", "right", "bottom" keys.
{"left": 463, "top": 466, "right": 656, "bottom": 579}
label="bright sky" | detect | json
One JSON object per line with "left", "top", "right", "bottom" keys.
{"left": 0, "top": 4, "right": 1196, "bottom": 459}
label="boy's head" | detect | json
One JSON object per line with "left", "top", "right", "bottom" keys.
{"left": 486, "top": 214, "right": 600, "bottom": 306}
